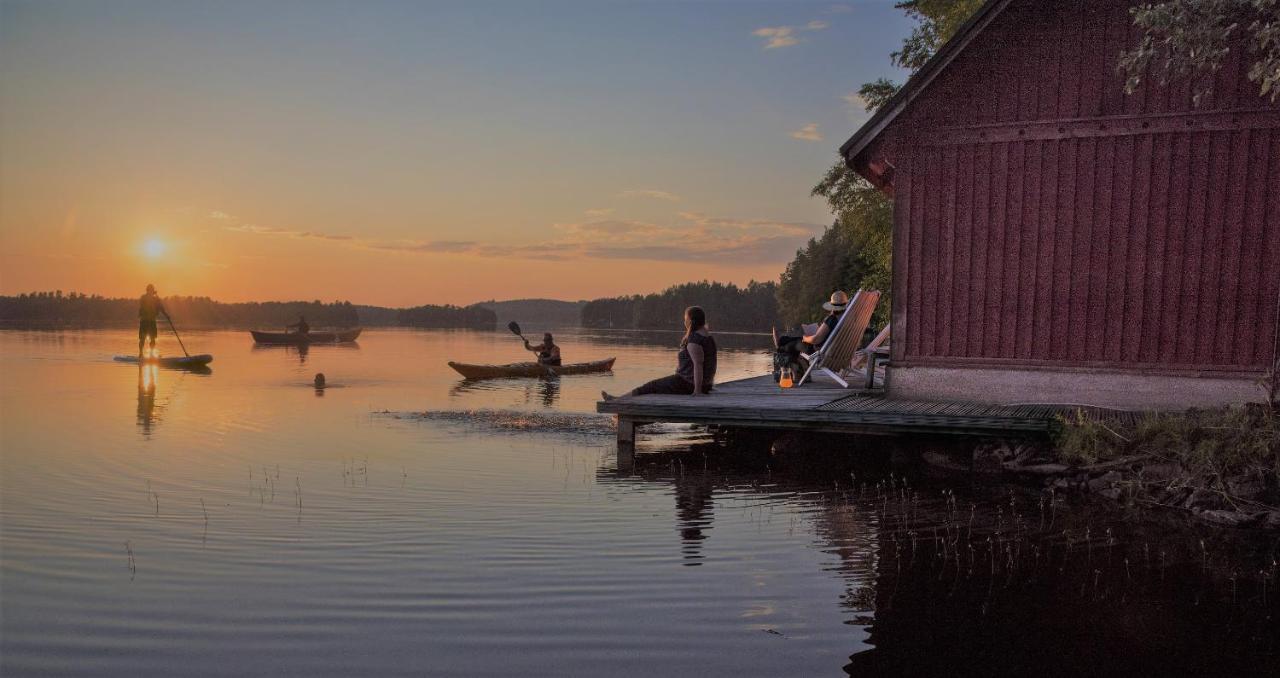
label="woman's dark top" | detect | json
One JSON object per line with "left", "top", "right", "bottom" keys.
{"left": 814, "top": 312, "right": 840, "bottom": 347}
{"left": 675, "top": 332, "right": 717, "bottom": 392}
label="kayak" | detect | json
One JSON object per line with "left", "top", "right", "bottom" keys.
{"left": 448, "top": 357, "right": 616, "bottom": 380}
{"left": 250, "top": 329, "right": 362, "bottom": 344}
{"left": 114, "top": 354, "right": 214, "bottom": 368}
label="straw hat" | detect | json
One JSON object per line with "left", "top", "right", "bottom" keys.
{"left": 822, "top": 290, "right": 850, "bottom": 312}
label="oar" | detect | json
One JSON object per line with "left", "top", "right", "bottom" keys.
{"left": 164, "top": 312, "right": 192, "bottom": 358}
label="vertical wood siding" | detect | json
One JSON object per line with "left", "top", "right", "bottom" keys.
{"left": 887, "top": 0, "right": 1280, "bottom": 372}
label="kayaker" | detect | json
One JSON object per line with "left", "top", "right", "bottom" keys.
{"left": 524, "top": 332, "right": 562, "bottom": 366}
{"left": 137, "top": 284, "right": 167, "bottom": 357}
{"left": 602, "top": 306, "right": 716, "bottom": 399}
{"left": 287, "top": 315, "right": 311, "bottom": 337}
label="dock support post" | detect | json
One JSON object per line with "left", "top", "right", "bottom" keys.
{"left": 616, "top": 417, "right": 637, "bottom": 470}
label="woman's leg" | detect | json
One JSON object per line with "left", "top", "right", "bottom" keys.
{"left": 630, "top": 374, "right": 695, "bottom": 396}
{"left": 603, "top": 374, "right": 694, "bottom": 401}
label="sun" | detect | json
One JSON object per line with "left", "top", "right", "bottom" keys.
{"left": 142, "top": 238, "right": 167, "bottom": 259}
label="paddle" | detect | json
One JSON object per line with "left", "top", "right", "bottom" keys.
{"left": 163, "top": 312, "right": 192, "bottom": 358}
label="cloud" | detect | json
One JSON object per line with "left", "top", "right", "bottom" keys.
{"left": 212, "top": 206, "right": 818, "bottom": 266}
{"left": 224, "top": 222, "right": 352, "bottom": 241}
{"left": 366, "top": 214, "right": 820, "bottom": 265}
{"left": 842, "top": 92, "right": 868, "bottom": 110}
{"left": 207, "top": 210, "right": 234, "bottom": 221}
{"left": 753, "top": 18, "right": 829, "bottom": 48}
{"left": 367, "top": 240, "right": 478, "bottom": 253}
{"left": 618, "top": 189, "right": 681, "bottom": 202}
{"left": 584, "top": 208, "right": 614, "bottom": 218}
{"left": 752, "top": 26, "right": 799, "bottom": 49}
{"left": 789, "top": 123, "right": 823, "bottom": 141}
{"left": 826, "top": 4, "right": 853, "bottom": 14}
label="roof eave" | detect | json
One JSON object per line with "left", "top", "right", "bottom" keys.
{"left": 839, "top": 0, "right": 1013, "bottom": 169}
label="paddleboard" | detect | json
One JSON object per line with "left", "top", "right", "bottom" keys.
{"left": 114, "top": 354, "right": 214, "bottom": 368}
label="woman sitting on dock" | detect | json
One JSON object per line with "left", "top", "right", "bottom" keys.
{"left": 602, "top": 306, "right": 716, "bottom": 399}
{"left": 772, "top": 290, "right": 847, "bottom": 361}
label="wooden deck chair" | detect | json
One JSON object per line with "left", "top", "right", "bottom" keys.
{"left": 852, "top": 323, "right": 891, "bottom": 370}
{"left": 796, "top": 290, "right": 881, "bottom": 388}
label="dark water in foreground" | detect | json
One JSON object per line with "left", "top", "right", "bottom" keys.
{"left": 1, "top": 329, "right": 1277, "bottom": 676}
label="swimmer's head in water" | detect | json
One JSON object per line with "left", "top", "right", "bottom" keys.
{"left": 314, "top": 373, "right": 326, "bottom": 388}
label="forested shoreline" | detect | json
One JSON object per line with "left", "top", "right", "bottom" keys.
{"left": 580, "top": 281, "right": 778, "bottom": 332}
{"left": 0, "top": 292, "right": 495, "bottom": 330}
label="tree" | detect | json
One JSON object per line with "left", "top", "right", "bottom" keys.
{"left": 1118, "top": 0, "right": 1280, "bottom": 105}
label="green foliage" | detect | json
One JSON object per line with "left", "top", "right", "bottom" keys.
{"left": 1119, "top": 0, "right": 1280, "bottom": 104}
{"left": 856, "top": 78, "right": 901, "bottom": 113}
{"left": 892, "top": 0, "right": 988, "bottom": 71}
{"left": 581, "top": 280, "right": 778, "bottom": 331}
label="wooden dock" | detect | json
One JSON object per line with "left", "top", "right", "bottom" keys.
{"left": 598, "top": 375, "right": 1065, "bottom": 466}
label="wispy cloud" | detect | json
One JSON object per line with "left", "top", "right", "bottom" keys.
{"left": 223, "top": 222, "right": 353, "bottom": 241}
{"left": 826, "top": 4, "right": 853, "bottom": 14}
{"left": 207, "top": 210, "right": 234, "bottom": 221}
{"left": 584, "top": 207, "right": 614, "bottom": 218}
{"left": 369, "top": 214, "right": 819, "bottom": 264}
{"left": 618, "top": 189, "right": 681, "bottom": 202}
{"left": 789, "top": 123, "right": 823, "bottom": 141}
{"left": 214, "top": 206, "right": 819, "bottom": 265}
{"left": 752, "top": 19, "right": 829, "bottom": 49}
{"left": 752, "top": 26, "right": 799, "bottom": 49}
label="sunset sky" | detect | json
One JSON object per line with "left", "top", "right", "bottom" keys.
{"left": 1, "top": 0, "right": 910, "bottom": 307}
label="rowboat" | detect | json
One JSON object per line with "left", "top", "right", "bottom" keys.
{"left": 114, "top": 354, "right": 214, "bottom": 368}
{"left": 448, "top": 357, "right": 616, "bottom": 380}
{"left": 250, "top": 328, "right": 362, "bottom": 345}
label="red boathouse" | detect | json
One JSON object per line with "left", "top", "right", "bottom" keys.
{"left": 842, "top": 0, "right": 1280, "bottom": 408}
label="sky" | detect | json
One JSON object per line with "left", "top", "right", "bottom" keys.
{"left": 0, "top": 0, "right": 912, "bottom": 307}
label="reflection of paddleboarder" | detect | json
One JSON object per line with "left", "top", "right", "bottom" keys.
{"left": 138, "top": 284, "right": 167, "bottom": 357}
{"left": 136, "top": 365, "right": 159, "bottom": 436}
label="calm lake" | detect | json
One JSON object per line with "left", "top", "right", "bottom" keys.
{"left": 2, "top": 328, "right": 1277, "bottom": 676}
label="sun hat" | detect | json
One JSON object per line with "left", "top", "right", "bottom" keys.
{"left": 822, "top": 290, "right": 850, "bottom": 312}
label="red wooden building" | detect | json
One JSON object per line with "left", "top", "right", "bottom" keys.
{"left": 842, "top": 0, "right": 1280, "bottom": 408}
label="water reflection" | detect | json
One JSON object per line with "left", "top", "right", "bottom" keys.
{"left": 449, "top": 376, "right": 563, "bottom": 407}
{"left": 251, "top": 341, "right": 361, "bottom": 364}
{"left": 603, "top": 440, "right": 1280, "bottom": 675}
{"left": 673, "top": 472, "right": 714, "bottom": 565}
{"left": 135, "top": 364, "right": 160, "bottom": 436}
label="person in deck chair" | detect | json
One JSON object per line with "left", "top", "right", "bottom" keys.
{"left": 771, "top": 290, "right": 848, "bottom": 379}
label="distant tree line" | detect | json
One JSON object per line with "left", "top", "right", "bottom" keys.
{"left": 0, "top": 291, "right": 493, "bottom": 330}
{"left": 397, "top": 303, "right": 496, "bottom": 329}
{"left": 581, "top": 281, "right": 779, "bottom": 332}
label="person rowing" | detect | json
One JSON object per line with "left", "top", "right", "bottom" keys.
{"left": 524, "top": 332, "right": 562, "bottom": 367}
{"left": 287, "top": 315, "right": 311, "bottom": 337}
{"left": 138, "top": 284, "right": 168, "bottom": 357}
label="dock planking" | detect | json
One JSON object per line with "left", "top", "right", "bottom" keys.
{"left": 598, "top": 374, "right": 1076, "bottom": 465}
